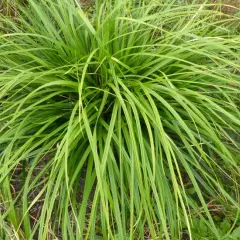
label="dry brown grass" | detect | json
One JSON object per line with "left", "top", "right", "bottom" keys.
{"left": 215, "top": 0, "right": 240, "bottom": 14}
{"left": 0, "top": 1, "right": 18, "bottom": 17}
{"left": 186, "top": 0, "right": 240, "bottom": 14}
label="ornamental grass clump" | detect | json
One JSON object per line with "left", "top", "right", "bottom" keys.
{"left": 0, "top": 0, "right": 240, "bottom": 239}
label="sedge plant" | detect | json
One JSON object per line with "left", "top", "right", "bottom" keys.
{"left": 0, "top": 0, "right": 240, "bottom": 239}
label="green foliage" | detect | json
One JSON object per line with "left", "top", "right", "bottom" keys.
{"left": 0, "top": 0, "right": 240, "bottom": 239}
{"left": 191, "top": 218, "right": 240, "bottom": 239}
